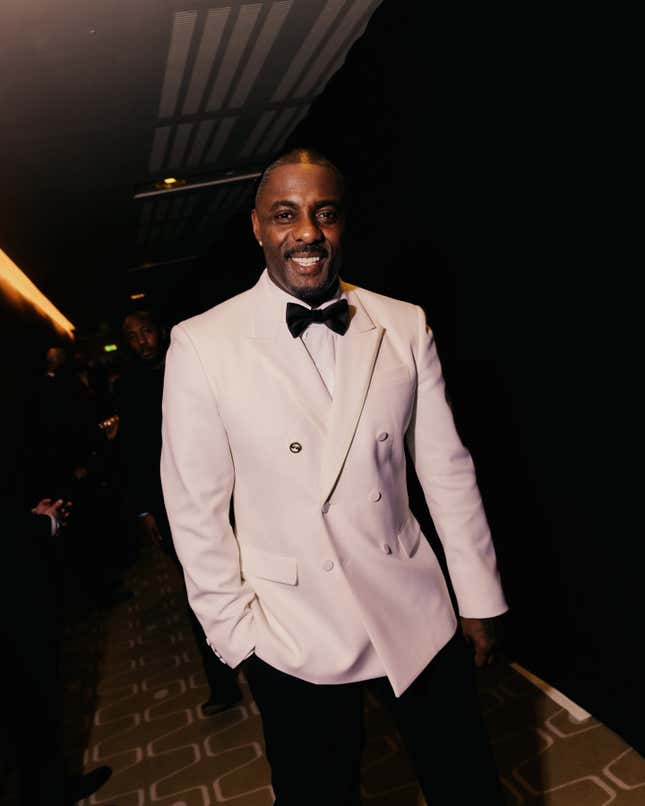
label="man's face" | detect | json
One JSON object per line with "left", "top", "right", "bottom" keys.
{"left": 251, "top": 162, "right": 345, "bottom": 303}
{"left": 123, "top": 315, "right": 161, "bottom": 364}
{"left": 46, "top": 347, "right": 66, "bottom": 372}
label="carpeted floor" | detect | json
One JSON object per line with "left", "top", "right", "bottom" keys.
{"left": 1, "top": 542, "right": 643, "bottom": 805}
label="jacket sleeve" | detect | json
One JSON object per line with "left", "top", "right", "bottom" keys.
{"left": 160, "top": 324, "right": 256, "bottom": 667}
{"left": 405, "top": 305, "right": 508, "bottom": 618}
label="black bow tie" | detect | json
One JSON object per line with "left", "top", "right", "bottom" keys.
{"left": 286, "top": 299, "right": 350, "bottom": 338}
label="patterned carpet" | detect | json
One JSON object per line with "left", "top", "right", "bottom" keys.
{"left": 1, "top": 542, "right": 643, "bottom": 805}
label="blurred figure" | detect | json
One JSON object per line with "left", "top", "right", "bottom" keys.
{"left": 46, "top": 345, "right": 66, "bottom": 375}
{"left": 72, "top": 343, "right": 116, "bottom": 428}
{"left": 0, "top": 492, "right": 112, "bottom": 805}
{"left": 68, "top": 342, "right": 131, "bottom": 592}
{"left": 116, "top": 311, "right": 168, "bottom": 548}
{"left": 1, "top": 341, "right": 111, "bottom": 804}
{"left": 26, "top": 345, "right": 94, "bottom": 500}
{"left": 26, "top": 342, "right": 129, "bottom": 611}
{"left": 116, "top": 309, "right": 242, "bottom": 715}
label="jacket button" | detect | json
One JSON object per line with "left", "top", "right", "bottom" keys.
{"left": 322, "top": 560, "right": 334, "bottom": 571}
{"left": 289, "top": 442, "right": 302, "bottom": 453}
{"left": 377, "top": 431, "right": 389, "bottom": 441}
{"left": 321, "top": 501, "right": 330, "bottom": 514}
{"left": 382, "top": 543, "right": 392, "bottom": 554}
{"left": 368, "top": 489, "right": 382, "bottom": 502}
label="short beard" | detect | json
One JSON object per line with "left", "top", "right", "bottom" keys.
{"left": 292, "top": 275, "right": 340, "bottom": 307}
{"left": 139, "top": 352, "right": 162, "bottom": 367}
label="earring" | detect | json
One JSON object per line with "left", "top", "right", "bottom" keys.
{"left": 258, "top": 241, "right": 263, "bottom": 246}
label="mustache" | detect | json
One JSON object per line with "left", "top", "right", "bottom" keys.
{"left": 285, "top": 245, "right": 328, "bottom": 259}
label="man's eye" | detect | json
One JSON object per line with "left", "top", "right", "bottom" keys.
{"left": 317, "top": 209, "right": 338, "bottom": 224}
{"left": 275, "top": 211, "right": 293, "bottom": 221}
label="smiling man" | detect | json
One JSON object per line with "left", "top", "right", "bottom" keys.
{"left": 161, "top": 148, "right": 508, "bottom": 805}
{"left": 251, "top": 153, "right": 345, "bottom": 303}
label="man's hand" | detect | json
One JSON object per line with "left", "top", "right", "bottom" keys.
{"left": 98, "top": 414, "right": 119, "bottom": 441}
{"left": 139, "top": 513, "right": 163, "bottom": 545}
{"left": 460, "top": 615, "right": 505, "bottom": 668}
{"left": 31, "top": 498, "right": 73, "bottom": 533}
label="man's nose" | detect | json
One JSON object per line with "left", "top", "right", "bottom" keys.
{"left": 294, "top": 215, "right": 322, "bottom": 242}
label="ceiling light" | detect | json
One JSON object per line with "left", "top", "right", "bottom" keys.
{"left": 138, "top": 171, "right": 261, "bottom": 199}
{"left": 154, "top": 176, "right": 186, "bottom": 191}
{"left": 130, "top": 292, "right": 146, "bottom": 300}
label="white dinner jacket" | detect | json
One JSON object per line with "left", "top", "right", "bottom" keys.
{"left": 160, "top": 270, "right": 508, "bottom": 696}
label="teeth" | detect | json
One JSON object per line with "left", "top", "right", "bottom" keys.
{"left": 291, "top": 256, "right": 320, "bottom": 266}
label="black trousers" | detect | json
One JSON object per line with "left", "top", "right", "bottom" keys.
{"left": 246, "top": 631, "right": 504, "bottom": 806}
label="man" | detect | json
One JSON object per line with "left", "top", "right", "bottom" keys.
{"left": 26, "top": 345, "right": 94, "bottom": 499}
{"left": 24, "top": 343, "right": 128, "bottom": 607}
{"left": 1, "top": 492, "right": 112, "bottom": 805}
{"left": 117, "top": 311, "right": 169, "bottom": 547}
{"left": 117, "top": 309, "right": 242, "bottom": 715}
{"left": 161, "top": 148, "right": 509, "bottom": 804}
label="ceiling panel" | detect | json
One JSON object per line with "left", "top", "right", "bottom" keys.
{"left": 144, "top": 0, "right": 383, "bottom": 181}
{"left": 0, "top": 0, "right": 385, "bottom": 330}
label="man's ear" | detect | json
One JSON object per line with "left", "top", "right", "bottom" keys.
{"left": 251, "top": 209, "right": 261, "bottom": 245}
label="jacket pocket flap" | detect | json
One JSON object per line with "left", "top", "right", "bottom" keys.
{"left": 397, "top": 513, "right": 421, "bottom": 558}
{"left": 241, "top": 545, "right": 298, "bottom": 585}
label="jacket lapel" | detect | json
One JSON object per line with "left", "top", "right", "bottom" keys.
{"left": 249, "top": 272, "right": 331, "bottom": 436}
{"left": 248, "top": 273, "right": 384, "bottom": 487}
{"left": 320, "top": 287, "right": 384, "bottom": 502}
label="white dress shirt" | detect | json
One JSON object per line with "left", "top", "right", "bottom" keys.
{"left": 263, "top": 272, "right": 342, "bottom": 395}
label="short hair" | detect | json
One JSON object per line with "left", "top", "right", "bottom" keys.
{"left": 121, "top": 307, "right": 164, "bottom": 335}
{"left": 253, "top": 147, "right": 345, "bottom": 206}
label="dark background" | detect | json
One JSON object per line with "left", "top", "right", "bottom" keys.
{"left": 3, "top": 3, "right": 640, "bottom": 751}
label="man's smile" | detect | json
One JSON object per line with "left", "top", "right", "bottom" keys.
{"left": 290, "top": 256, "right": 321, "bottom": 267}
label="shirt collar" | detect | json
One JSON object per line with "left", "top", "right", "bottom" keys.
{"left": 261, "top": 268, "right": 345, "bottom": 310}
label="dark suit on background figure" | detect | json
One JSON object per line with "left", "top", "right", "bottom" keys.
{"left": 0, "top": 495, "right": 111, "bottom": 805}
{"left": 25, "top": 347, "right": 95, "bottom": 500}
{"left": 117, "top": 310, "right": 242, "bottom": 714}
{"left": 25, "top": 345, "right": 128, "bottom": 606}
{"left": 1, "top": 502, "right": 65, "bottom": 805}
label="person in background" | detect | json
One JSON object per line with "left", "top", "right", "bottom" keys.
{"left": 26, "top": 345, "right": 94, "bottom": 500}
{"left": 161, "top": 148, "right": 509, "bottom": 805}
{"left": 116, "top": 308, "right": 243, "bottom": 715}
{"left": 70, "top": 342, "right": 130, "bottom": 591}
{"left": 1, "top": 340, "right": 111, "bottom": 803}
{"left": 0, "top": 493, "right": 112, "bottom": 805}
{"left": 27, "top": 342, "right": 130, "bottom": 609}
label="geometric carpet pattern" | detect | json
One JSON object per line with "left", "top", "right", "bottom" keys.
{"left": 1, "top": 543, "right": 643, "bottom": 805}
